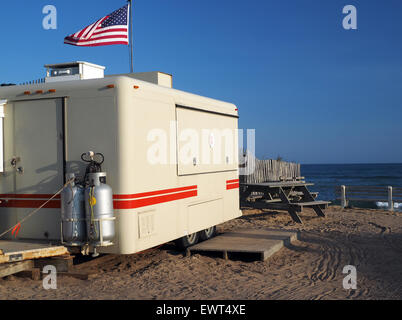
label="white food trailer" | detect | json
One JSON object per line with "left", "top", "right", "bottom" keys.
{"left": 0, "top": 62, "right": 241, "bottom": 256}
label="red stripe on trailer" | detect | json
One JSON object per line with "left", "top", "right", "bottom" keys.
{"left": 0, "top": 194, "right": 61, "bottom": 199}
{"left": 113, "top": 185, "right": 197, "bottom": 200}
{"left": 0, "top": 199, "right": 61, "bottom": 209}
{"left": 226, "top": 183, "right": 240, "bottom": 190}
{"left": 226, "top": 178, "right": 240, "bottom": 190}
{"left": 114, "top": 190, "right": 198, "bottom": 210}
{"left": 0, "top": 186, "right": 199, "bottom": 209}
{"left": 226, "top": 179, "right": 239, "bottom": 184}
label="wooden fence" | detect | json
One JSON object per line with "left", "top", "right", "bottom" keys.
{"left": 335, "top": 185, "right": 402, "bottom": 211}
{"left": 240, "top": 152, "right": 301, "bottom": 184}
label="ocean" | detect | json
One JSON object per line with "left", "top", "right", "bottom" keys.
{"left": 301, "top": 163, "right": 402, "bottom": 209}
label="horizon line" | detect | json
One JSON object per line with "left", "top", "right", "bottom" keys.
{"left": 300, "top": 162, "right": 402, "bottom": 166}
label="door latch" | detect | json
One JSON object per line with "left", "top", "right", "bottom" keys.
{"left": 11, "top": 156, "right": 20, "bottom": 168}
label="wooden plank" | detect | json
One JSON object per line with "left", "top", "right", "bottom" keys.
{"left": 0, "top": 260, "right": 34, "bottom": 278}
{"left": 346, "top": 195, "right": 389, "bottom": 199}
{"left": 347, "top": 186, "right": 388, "bottom": 191}
{"left": 262, "top": 203, "right": 304, "bottom": 212}
{"left": 278, "top": 187, "right": 303, "bottom": 223}
{"left": 346, "top": 187, "right": 388, "bottom": 193}
{"left": 58, "top": 271, "right": 97, "bottom": 280}
{"left": 344, "top": 198, "right": 390, "bottom": 202}
{"left": 34, "top": 255, "right": 73, "bottom": 272}
{"left": 188, "top": 228, "right": 299, "bottom": 262}
{"left": 346, "top": 191, "right": 388, "bottom": 195}
{"left": 290, "top": 201, "right": 330, "bottom": 206}
{"left": 0, "top": 241, "right": 68, "bottom": 264}
{"left": 297, "top": 185, "right": 326, "bottom": 217}
{"left": 336, "top": 186, "right": 390, "bottom": 191}
{"left": 16, "top": 268, "right": 41, "bottom": 280}
{"left": 242, "top": 182, "right": 313, "bottom": 188}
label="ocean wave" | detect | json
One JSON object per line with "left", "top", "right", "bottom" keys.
{"left": 376, "top": 202, "right": 402, "bottom": 209}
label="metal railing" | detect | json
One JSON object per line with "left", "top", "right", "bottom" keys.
{"left": 335, "top": 185, "right": 402, "bottom": 211}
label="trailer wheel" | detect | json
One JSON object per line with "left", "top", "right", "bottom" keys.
{"left": 199, "top": 226, "right": 217, "bottom": 241}
{"left": 175, "top": 232, "right": 200, "bottom": 250}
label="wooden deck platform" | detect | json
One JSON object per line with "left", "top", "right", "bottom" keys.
{"left": 0, "top": 240, "right": 68, "bottom": 264}
{"left": 187, "top": 228, "right": 298, "bottom": 261}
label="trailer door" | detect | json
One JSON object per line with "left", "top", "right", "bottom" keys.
{"left": 176, "top": 106, "right": 238, "bottom": 176}
{"left": 2, "top": 98, "right": 64, "bottom": 239}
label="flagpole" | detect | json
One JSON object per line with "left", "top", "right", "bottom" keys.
{"left": 128, "top": 0, "right": 133, "bottom": 73}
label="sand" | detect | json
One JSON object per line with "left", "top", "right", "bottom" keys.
{"left": 1, "top": 206, "right": 402, "bottom": 300}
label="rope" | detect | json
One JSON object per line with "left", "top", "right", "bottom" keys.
{"left": 0, "top": 178, "right": 75, "bottom": 240}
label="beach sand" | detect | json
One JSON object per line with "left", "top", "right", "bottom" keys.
{"left": 1, "top": 206, "right": 402, "bottom": 300}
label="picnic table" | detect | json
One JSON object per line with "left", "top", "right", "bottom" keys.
{"left": 240, "top": 180, "right": 330, "bottom": 223}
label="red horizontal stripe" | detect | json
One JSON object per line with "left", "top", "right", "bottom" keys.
{"left": 113, "top": 186, "right": 197, "bottom": 200}
{"left": 66, "top": 41, "right": 129, "bottom": 47}
{"left": 0, "top": 194, "right": 61, "bottom": 199}
{"left": 226, "top": 179, "right": 240, "bottom": 184}
{"left": 93, "top": 28, "right": 128, "bottom": 34}
{"left": 65, "top": 37, "right": 128, "bottom": 44}
{"left": 226, "top": 183, "right": 240, "bottom": 190}
{"left": 114, "top": 190, "right": 197, "bottom": 210}
{"left": 77, "top": 34, "right": 128, "bottom": 42}
{"left": 0, "top": 199, "right": 61, "bottom": 209}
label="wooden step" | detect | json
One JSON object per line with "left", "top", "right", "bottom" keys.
{"left": 290, "top": 201, "right": 330, "bottom": 207}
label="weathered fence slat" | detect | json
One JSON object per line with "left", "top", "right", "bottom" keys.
{"left": 240, "top": 152, "right": 301, "bottom": 184}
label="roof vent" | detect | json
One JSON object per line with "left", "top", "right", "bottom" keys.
{"left": 114, "top": 72, "right": 173, "bottom": 88}
{"left": 45, "top": 61, "right": 105, "bottom": 83}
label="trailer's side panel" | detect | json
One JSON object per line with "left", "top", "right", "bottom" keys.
{"left": 113, "top": 88, "right": 181, "bottom": 254}
{"left": 65, "top": 95, "right": 119, "bottom": 249}
{"left": 64, "top": 95, "right": 118, "bottom": 186}
{"left": 176, "top": 106, "right": 238, "bottom": 176}
{"left": 107, "top": 80, "right": 241, "bottom": 254}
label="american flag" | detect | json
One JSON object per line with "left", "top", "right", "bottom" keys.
{"left": 64, "top": 4, "right": 130, "bottom": 47}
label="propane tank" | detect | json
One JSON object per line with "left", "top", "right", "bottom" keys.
{"left": 85, "top": 172, "right": 115, "bottom": 246}
{"left": 61, "top": 173, "right": 86, "bottom": 245}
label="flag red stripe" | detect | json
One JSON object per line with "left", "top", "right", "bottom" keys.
{"left": 64, "top": 36, "right": 128, "bottom": 44}
{"left": 74, "top": 35, "right": 128, "bottom": 42}
{"left": 93, "top": 28, "right": 128, "bottom": 35}
{"left": 65, "top": 41, "right": 129, "bottom": 47}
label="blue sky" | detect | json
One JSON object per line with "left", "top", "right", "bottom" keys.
{"left": 1, "top": 0, "right": 401, "bottom": 164}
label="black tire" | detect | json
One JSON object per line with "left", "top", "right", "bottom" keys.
{"left": 198, "top": 226, "right": 217, "bottom": 241}
{"left": 174, "top": 232, "right": 200, "bottom": 250}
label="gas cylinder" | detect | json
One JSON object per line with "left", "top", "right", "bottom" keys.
{"left": 61, "top": 173, "right": 86, "bottom": 245}
{"left": 85, "top": 172, "right": 115, "bottom": 246}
